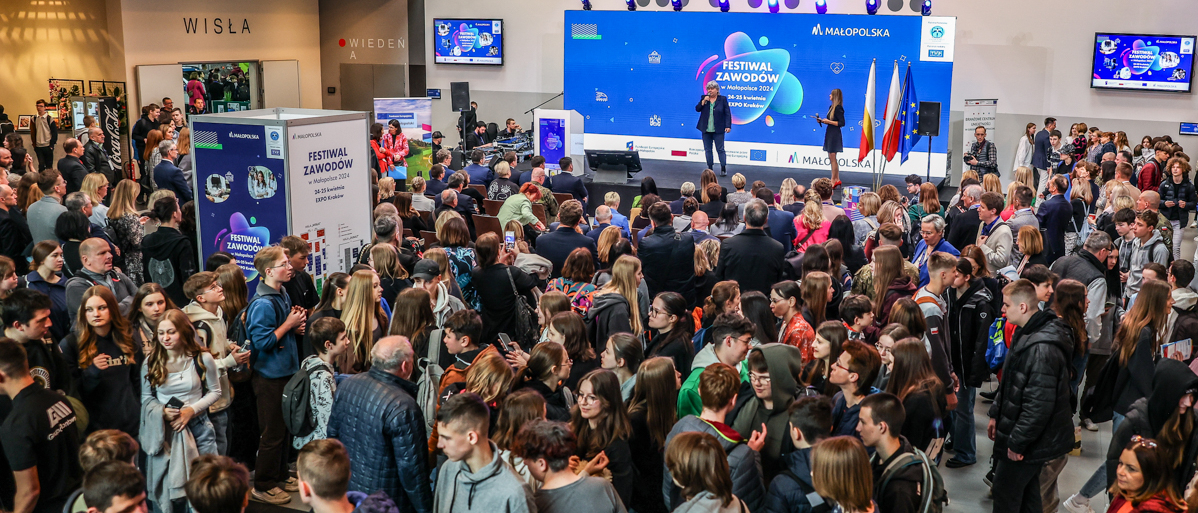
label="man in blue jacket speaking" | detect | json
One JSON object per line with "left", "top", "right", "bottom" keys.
{"left": 696, "top": 80, "right": 732, "bottom": 176}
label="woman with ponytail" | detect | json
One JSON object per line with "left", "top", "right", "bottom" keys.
{"left": 139, "top": 196, "right": 197, "bottom": 306}
{"left": 513, "top": 342, "right": 576, "bottom": 421}
{"left": 645, "top": 292, "right": 696, "bottom": 380}
{"left": 585, "top": 255, "right": 644, "bottom": 353}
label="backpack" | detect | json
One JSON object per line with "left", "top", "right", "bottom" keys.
{"left": 1071, "top": 203, "right": 1093, "bottom": 246}
{"left": 985, "top": 317, "right": 1008, "bottom": 371}
{"left": 878, "top": 448, "right": 949, "bottom": 513}
{"left": 691, "top": 327, "right": 709, "bottom": 354}
{"left": 416, "top": 328, "right": 445, "bottom": 432}
{"left": 225, "top": 295, "right": 285, "bottom": 382}
{"left": 192, "top": 319, "right": 215, "bottom": 350}
{"left": 281, "top": 363, "right": 327, "bottom": 438}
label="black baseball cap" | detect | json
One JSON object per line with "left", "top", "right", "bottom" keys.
{"left": 412, "top": 259, "right": 441, "bottom": 281}
{"left": 432, "top": 131, "right": 443, "bottom": 139}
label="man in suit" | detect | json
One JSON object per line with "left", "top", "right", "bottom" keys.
{"left": 639, "top": 201, "right": 697, "bottom": 305}
{"left": 716, "top": 200, "right": 785, "bottom": 296}
{"left": 0, "top": 184, "right": 31, "bottom": 263}
{"left": 462, "top": 149, "right": 493, "bottom": 186}
{"left": 755, "top": 187, "right": 795, "bottom": 252}
{"left": 550, "top": 157, "right": 587, "bottom": 212}
{"left": 946, "top": 184, "right": 984, "bottom": 251}
{"left": 518, "top": 156, "right": 552, "bottom": 190}
{"left": 30, "top": 100, "right": 59, "bottom": 171}
{"left": 152, "top": 140, "right": 193, "bottom": 203}
{"left": 1030, "top": 117, "right": 1056, "bottom": 191}
{"left": 587, "top": 206, "right": 614, "bottom": 243}
{"left": 82, "top": 127, "right": 114, "bottom": 184}
{"left": 56, "top": 138, "right": 88, "bottom": 194}
{"left": 696, "top": 81, "right": 732, "bottom": 176}
{"left": 535, "top": 200, "right": 598, "bottom": 278}
{"left": 1036, "top": 174, "right": 1073, "bottom": 263}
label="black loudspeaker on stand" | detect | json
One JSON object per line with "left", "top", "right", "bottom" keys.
{"left": 917, "top": 101, "right": 941, "bottom": 184}
{"left": 450, "top": 82, "right": 471, "bottom": 112}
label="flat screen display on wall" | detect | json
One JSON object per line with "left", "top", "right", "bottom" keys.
{"left": 434, "top": 19, "right": 504, "bottom": 65}
{"left": 1091, "top": 33, "right": 1195, "bottom": 93}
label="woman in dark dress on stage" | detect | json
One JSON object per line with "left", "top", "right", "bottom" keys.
{"left": 818, "top": 88, "right": 845, "bottom": 187}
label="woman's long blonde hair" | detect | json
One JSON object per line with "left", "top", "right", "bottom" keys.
{"left": 340, "top": 270, "right": 388, "bottom": 373}
{"left": 982, "top": 173, "right": 1002, "bottom": 195}
{"left": 827, "top": 89, "right": 843, "bottom": 118}
{"left": 177, "top": 127, "right": 191, "bottom": 156}
{"left": 779, "top": 178, "right": 800, "bottom": 206}
{"left": 1005, "top": 181, "right": 1024, "bottom": 210}
{"left": 1014, "top": 167, "right": 1035, "bottom": 189}
{"left": 596, "top": 255, "right": 642, "bottom": 333}
{"left": 108, "top": 180, "right": 141, "bottom": 220}
{"left": 597, "top": 226, "right": 623, "bottom": 266}
{"left": 800, "top": 190, "right": 825, "bottom": 231}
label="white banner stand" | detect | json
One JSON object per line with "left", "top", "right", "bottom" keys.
{"left": 533, "top": 109, "right": 584, "bottom": 174}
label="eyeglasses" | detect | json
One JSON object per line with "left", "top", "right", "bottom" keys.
{"left": 875, "top": 343, "right": 891, "bottom": 355}
{"left": 648, "top": 306, "right": 666, "bottom": 317}
{"left": 769, "top": 296, "right": 787, "bottom": 304}
{"left": 736, "top": 334, "right": 754, "bottom": 345}
{"left": 1130, "top": 435, "right": 1158, "bottom": 449}
{"left": 749, "top": 373, "right": 772, "bottom": 385}
{"left": 832, "top": 360, "right": 848, "bottom": 371}
{"left": 577, "top": 393, "right": 599, "bottom": 405}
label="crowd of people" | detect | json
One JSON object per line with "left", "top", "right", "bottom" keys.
{"left": 1, "top": 109, "right": 1198, "bottom": 513}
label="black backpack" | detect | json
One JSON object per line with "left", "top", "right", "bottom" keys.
{"left": 281, "top": 364, "right": 327, "bottom": 438}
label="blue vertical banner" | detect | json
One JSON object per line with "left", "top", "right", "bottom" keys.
{"left": 539, "top": 117, "right": 567, "bottom": 170}
{"left": 192, "top": 121, "right": 289, "bottom": 290}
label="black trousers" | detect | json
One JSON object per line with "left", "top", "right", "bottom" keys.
{"left": 252, "top": 373, "right": 292, "bottom": 490}
{"left": 33, "top": 146, "right": 54, "bottom": 171}
{"left": 992, "top": 456, "right": 1043, "bottom": 513}
{"left": 701, "top": 131, "right": 726, "bottom": 173}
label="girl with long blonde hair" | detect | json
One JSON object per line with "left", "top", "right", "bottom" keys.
{"left": 1002, "top": 180, "right": 1023, "bottom": 220}
{"left": 81, "top": 173, "right": 110, "bottom": 226}
{"left": 142, "top": 309, "right": 220, "bottom": 455}
{"left": 800, "top": 271, "right": 832, "bottom": 328}
{"left": 870, "top": 245, "right": 905, "bottom": 310}
{"left": 589, "top": 256, "right": 643, "bottom": 348}
{"left": 793, "top": 190, "right": 829, "bottom": 251}
{"left": 108, "top": 180, "right": 145, "bottom": 283}
{"left": 779, "top": 177, "right": 801, "bottom": 209}
{"left": 338, "top": 270, "right": 389, "bottom": 374}
{"left": 982, "top": 173, "right": 1002, "bottom": 195}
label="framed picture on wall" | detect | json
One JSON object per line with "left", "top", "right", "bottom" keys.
{"left": 15, "top": 115, "right": 32, "bottom": 132}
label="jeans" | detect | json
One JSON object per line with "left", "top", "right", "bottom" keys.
{"left": 253, "top": 373, "right": 292, "bottom": 491}
{"left": 1113, "top": 412, "right": 1125, "bottom": 433}
{"left": 189, "top": 411, "right": 218, "bottom": 455}
{"left": 1080, "top": 462, "right": 1108, "bottom": 498}
{"left": 210, "top": 408, "right": 229, "bottom": 455}
{"left": 951, "top": 385, "right": 977, "bottom": 464}
{"left": 993, "top": 457, "right": 1044, "bottom": 513}
{"left": 701, "top": 131, "right": 727, "bottom": 173}
{"left": 1069, "top": 352, "right": 1088, "bottom": 407}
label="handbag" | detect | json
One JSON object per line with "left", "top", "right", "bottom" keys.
{"left": 505, "top": 267, "right": 540, "bottom": 348}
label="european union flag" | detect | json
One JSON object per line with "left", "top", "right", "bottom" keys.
{"left": 750, "top": 149, "right": 767, "bottom": 162}
{"left": 897, "top": 65, "right": 921, "bottom": 164}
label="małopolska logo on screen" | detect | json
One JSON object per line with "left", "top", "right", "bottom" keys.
{"left": 811, "top": 23, "right": 891, "bottom": 37}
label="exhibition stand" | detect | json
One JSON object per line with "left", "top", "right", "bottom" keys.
{"left": 373, "top": 97, "right": 435, "bottom": 181}
{"left": 532, "top": 109, "right": 584, "bottom": 173}
{"left": 188, "top": 108, "right": 373, "bottom": 291}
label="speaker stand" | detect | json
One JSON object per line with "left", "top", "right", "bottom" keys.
{"left": 592, "top": 164, "right": 633, "bottom": 184}
{"left": 925, "top": 135, "right": 933, "bottom": 185}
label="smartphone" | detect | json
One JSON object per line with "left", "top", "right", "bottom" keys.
{"left": 497, "top": 333, "right": 514, "bottom": 353}
{"left": 504, "top": 231, "right": 516, "bottom": 252}
{"left": 166, "top": 397, "right": 184, "bottom": 409}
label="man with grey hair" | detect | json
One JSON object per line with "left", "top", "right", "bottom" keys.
{"left": 697, "top": 80, "right": 731, "bottom": 176}
{"left": 947, "top": 183, "right": 984, "bottom": 251}
{"left": 586, "top": 205, "right": 613, "bottom": 243}
{"left": 913, "top": 214, "right": 959, "bottom": 286}
{"left": 716, "top": 199, "right": 784, "bottom": 295}
{"left": 57, "top": 137, "right": 88, "bottom": 194}
{"left": 327, "top": 335, "right": 432, "bottom": 513}
{"left": 82, "top": 126, "right": 114, "bottom": 183}
{"left": 1050, "top": 231, "right": 1111, "bottom": 345}
{"left": 153, "top": 139, "right": 192, "bottom": 203}
{"left": 0, "top": 184, "right": 31, "bottom": 263}
{"left": 0, "top": 148, "right": 13, "bottom": 175}
{"left": 670, "top": 181, "right": 697, "bottom": 215}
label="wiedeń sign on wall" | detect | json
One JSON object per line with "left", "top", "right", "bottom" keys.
{"left": 183, "top": 17, "right": 252, "bottom": 34}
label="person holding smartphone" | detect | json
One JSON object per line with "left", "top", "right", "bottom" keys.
{"left": 695, "top": 80, "right": 732, "bottom": 177}
{"left": 817, "top": 89, "right": 845, "bottom": 188}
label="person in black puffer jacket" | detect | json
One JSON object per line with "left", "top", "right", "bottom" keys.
{"left": 987, "top": 280, "right": 1074, "bottom": 513}
{"left": 638, "top": 202, "right": 697, "bottom": 305}
{"left": 139, "top": 197, "right": 197, "bottom": 307}
{"left": 327, "top": 336, "right": 432, "bottom": 513}
{"left": 1159, "top": 158, "right": 1196, "bottom": 259}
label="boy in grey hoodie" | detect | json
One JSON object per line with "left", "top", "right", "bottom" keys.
{"left": 182, "top": 271, "right": 248, "bottom": 455}
{"left": 434, "top": 392, "right": 535, "bottom": 513}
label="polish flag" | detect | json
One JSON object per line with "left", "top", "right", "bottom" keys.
{"left": 857, "top": 60, "right": 876, "bottom": 163}
{"left": 879, "top": 61, "right": 903, "bottom": 161}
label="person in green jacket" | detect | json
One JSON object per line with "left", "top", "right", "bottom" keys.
{"left": 907, "top": 182, "right": 946, "bottom": 227}
{"left": 678, "top": 313, "right": 754, "bottom": 418}
{"left": 498, "top": 182, "right": 547, "bottom": 236}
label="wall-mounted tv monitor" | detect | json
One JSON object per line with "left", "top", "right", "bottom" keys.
{"left": 1092, "top": 33, "right": 1195, "bottom": 93}
{"left": 434, "top": 19, "right": 504, "bottom": 65}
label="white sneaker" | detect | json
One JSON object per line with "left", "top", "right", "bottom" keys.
{"left": 1083, "top": 419, "right": 1099, "bottom": 431}
{"left": 1062, "top": 494, "right": 1095, "bottom": 513}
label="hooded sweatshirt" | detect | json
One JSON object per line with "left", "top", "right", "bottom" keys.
{"left": 140, "top": 226, "right": 198, "bottom": 307}
{"left": 1168, "top": 287, "right": 1198, "bottom": 350}
{"left": 1107, "top": 359, "right": 1198, "bottom": 491}
{"left": 586, "top": 292, "right": 633, "bottom": 354}
{"left": 433, "top": 442, "right": 536, "bottom": 513}
{"left": 59, "top": 331, "right": 141, "bottom": 436}
{"left": 1125, "top": 230, "right": 1170, "bottom": 299}
{"left": 432, "top": 282, "right": 466, "bottom": 328}
{"left": 183, "top": 302, "right": 236, "bottom": 412}
{"left": 732, "top": 344, "right": 804, "bottom": 481}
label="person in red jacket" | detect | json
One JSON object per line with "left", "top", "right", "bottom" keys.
{"left": 1106, "top": 436, "right": 1186, "bottom": 513}
{"left": 1137, "top": 141, "right": 1172, "bottom": 194}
